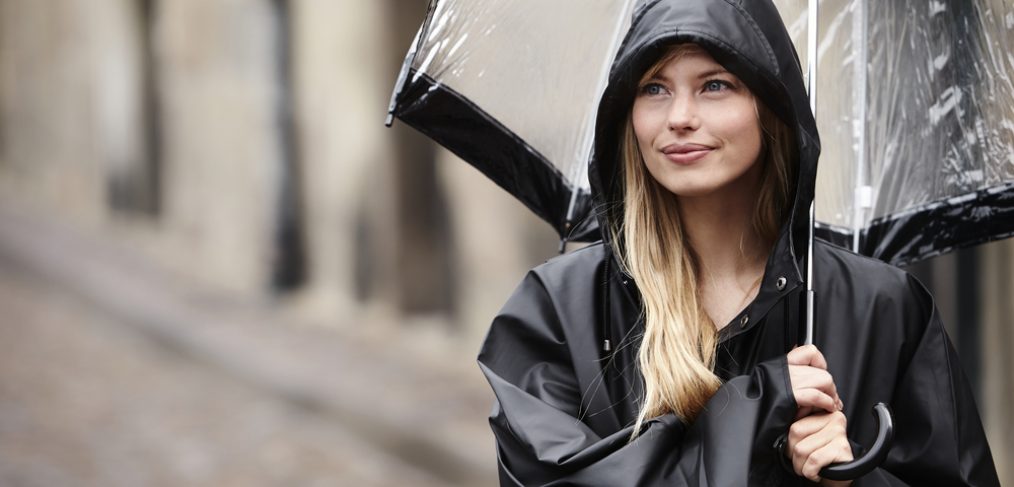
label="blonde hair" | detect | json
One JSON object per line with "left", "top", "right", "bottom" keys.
{"left": 609, "top": 45, "right": 796, "bottom": 437}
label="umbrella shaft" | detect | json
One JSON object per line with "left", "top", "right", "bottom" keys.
{"left": 805, "top": 289, "right": 815, "bottom": 346}
{"left": 807, "top": 0, "right": 818, "bottom": 112}
{"left": 804, "top": 0, "right": 818, "bottom": 346}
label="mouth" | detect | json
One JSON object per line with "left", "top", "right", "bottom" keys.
{"left": 661, "top": 143, "right": 714, "bottom": 165}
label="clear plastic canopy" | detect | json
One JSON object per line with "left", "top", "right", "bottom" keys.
{"left": 392, "top": 0, "right": 1014, "bottom": 264}
{"left": 776, "top": 0, "right": 1014, "bottom": 261}
{"left": 410, "top": 0, "right": 637, "bottom": 193}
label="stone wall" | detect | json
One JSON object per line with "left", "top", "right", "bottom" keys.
{"left": 981, "top": 239, "right": 1014, "bottom": 482}
{"left": 0, "top": 0, "right": 555, "bottom": 333}
{"left": 0, "top": 0, "right": 110, "bottom": 223}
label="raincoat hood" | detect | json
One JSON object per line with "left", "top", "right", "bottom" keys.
{"left": 589, "top": 0, "right": 820, "bottom": 281}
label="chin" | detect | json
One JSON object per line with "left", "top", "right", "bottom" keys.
{"left": 657, "top": 177, "right": 720, "bottom": 198}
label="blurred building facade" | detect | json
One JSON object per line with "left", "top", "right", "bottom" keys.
{"left": 0, "top": 0, "right": 1010, "bottom": 482}
{"left": 0, "top": 0, "right": 557, "bottom": 339}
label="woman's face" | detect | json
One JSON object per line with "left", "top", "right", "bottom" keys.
{"left": 631, "top": 46, "right": 763, "bottom": 200}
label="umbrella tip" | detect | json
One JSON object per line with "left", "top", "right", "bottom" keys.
{"left": 384, "top": 113, "right": 395, "bottom": 128}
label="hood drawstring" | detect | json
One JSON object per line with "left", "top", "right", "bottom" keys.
{"left": 782, "top": 289, "right": 796, "bottom": 351}
{"left": 601, "top": 256, "right": 612, "bottom": 354}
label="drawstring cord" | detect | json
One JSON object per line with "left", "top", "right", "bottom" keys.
{"left": 601, "top": 256, "right": 612, "bottom": 354}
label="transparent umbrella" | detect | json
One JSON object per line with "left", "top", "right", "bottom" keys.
{"left": 387, "top": 0, "right": 1014, "bottom": 265}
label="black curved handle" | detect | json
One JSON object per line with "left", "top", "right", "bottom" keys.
{"left": 819, "top": 402, "right": 894, "bottom": 481}
{"left": 775, "top": 403, "right": 894, "bottom": 481}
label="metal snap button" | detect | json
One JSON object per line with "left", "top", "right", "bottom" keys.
{"left": 739, "top": 314, "right": 749, "bottom": 328}
{"left": 775, "top": 276, "right": 787, "bottom": 291}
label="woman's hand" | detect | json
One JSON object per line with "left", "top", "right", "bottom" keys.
{"left": 787, "top": 345, "right": 843, "bottom": 418}
{"left": 786, "top": 345, "right": 852, "bottom": 486}
{"left": 786, "top": 411, "right": 854, "bottom": 486}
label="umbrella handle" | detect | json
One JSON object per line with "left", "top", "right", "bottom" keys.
{"left": 775, "top": 402, "right": 894, "bottom": 481}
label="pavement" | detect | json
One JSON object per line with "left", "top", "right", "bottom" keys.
{"left": 0, "top": 202, "right": 498, "bottom": 487}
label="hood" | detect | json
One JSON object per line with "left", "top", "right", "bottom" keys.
{"left": 588, "top": 0, "right": 820, "bottom": 282}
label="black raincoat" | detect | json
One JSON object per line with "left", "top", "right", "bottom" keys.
{"left": 477, "top": 0, "right": 999, "bottom": 485}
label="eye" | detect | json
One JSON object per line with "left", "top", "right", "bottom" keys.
{"left": 703, "top": 79, "right": 733, "bottom": 92}
{"left": 639, "top": 82, "right": 668, "bottom": 96}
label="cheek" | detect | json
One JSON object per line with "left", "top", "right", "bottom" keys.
{"left": 718, "top": 103, "right": 762, "bottom": 153}
{"left": 631, "top": 101, "right": 660, "bottom": 150}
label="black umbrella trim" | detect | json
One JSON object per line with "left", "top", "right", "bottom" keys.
{"left": 816, "top": 181, "right": 1014, "bottom": 267}
{"left": 393, "top": 68, "right": 599, "bottom": 242}
{"left": 813, "top": 223, "right": 852, "bottom": 251}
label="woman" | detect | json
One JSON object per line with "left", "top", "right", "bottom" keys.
{"left": 477, "top": 0, "right": 999, "bottom": 485}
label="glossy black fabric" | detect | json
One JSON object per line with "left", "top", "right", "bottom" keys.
{"left": 395, "top": 69, "right": 600, "bottom": 242}
{"left": 478, "top": 0, "right": 999, "bottom": 485}
{"left": 815, "top": 180, "right": 1014, "bottom": 267}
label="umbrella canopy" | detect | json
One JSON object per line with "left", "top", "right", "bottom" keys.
{"left": 387, "top": 0, "right": 1014, "bottom": 266}
{"left": 387, "top": 0, "right": 635, "bottom": 243}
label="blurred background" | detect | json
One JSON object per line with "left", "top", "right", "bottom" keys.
{"left": 0, "top": 0, "right": 1009, "bottom": 486}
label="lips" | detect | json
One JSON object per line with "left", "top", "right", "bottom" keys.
{"left": 661, "top": 143, "right": 714, "bottom": 165}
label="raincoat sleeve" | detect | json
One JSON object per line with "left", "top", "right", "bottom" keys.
{"left": 478, "top": 270, "right": 800, "bottom": 486}
{"left": 843, "top": 274, "right": 999, "bottom": 486}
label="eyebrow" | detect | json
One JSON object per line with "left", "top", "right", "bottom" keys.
{"left": 695, "top": 68, "right": 731, "bottom": 79}
{"left": 643, "top": 68, "right": 732, "bottom": 83}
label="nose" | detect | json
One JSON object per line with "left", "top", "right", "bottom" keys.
{"left": 667, "top": 94, "right": 700, "bottom": 132}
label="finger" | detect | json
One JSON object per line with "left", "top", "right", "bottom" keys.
{"left": 786, "top": 345, "right": 828, "bottom": 369}
{"left": 801, "top": 444, "right": 837, "bottom": 482}
{"left": 808, "top": 347, "right": 828, "bottom": 370}
{"left": 788, "top": 414, "right": 832, "bottom": 445}
{"left": 789, "top": 426, "right": 833, "bottom": 477}
{"left": 791, "top": 413, "right": 849, "bottom": 480}
{"left": 788, "top": 412, "right": 845, "bottom": 457}
{"left": 786, "top": 344, "right": 816, "bottom": 366}
{"left": 789, "top": 366, "right": 840, "bottom": 402}
{"left": 793, "top": 388, "right": 838, "bottom": 415}
{"left": 802, "top": 438, "right": 853, "bottom": 482}
{"left": 789, "top": 366, "right": 833, "bottom": 390}
{"left": 789, "top": 366, "right": 840, "bottom": 406}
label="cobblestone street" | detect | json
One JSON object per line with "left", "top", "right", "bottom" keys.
{"left": 0, "top": 263, "right": 445, "bottom": 486}
{"left": 0, "top": 206, "right": 497, "bottom": 487}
